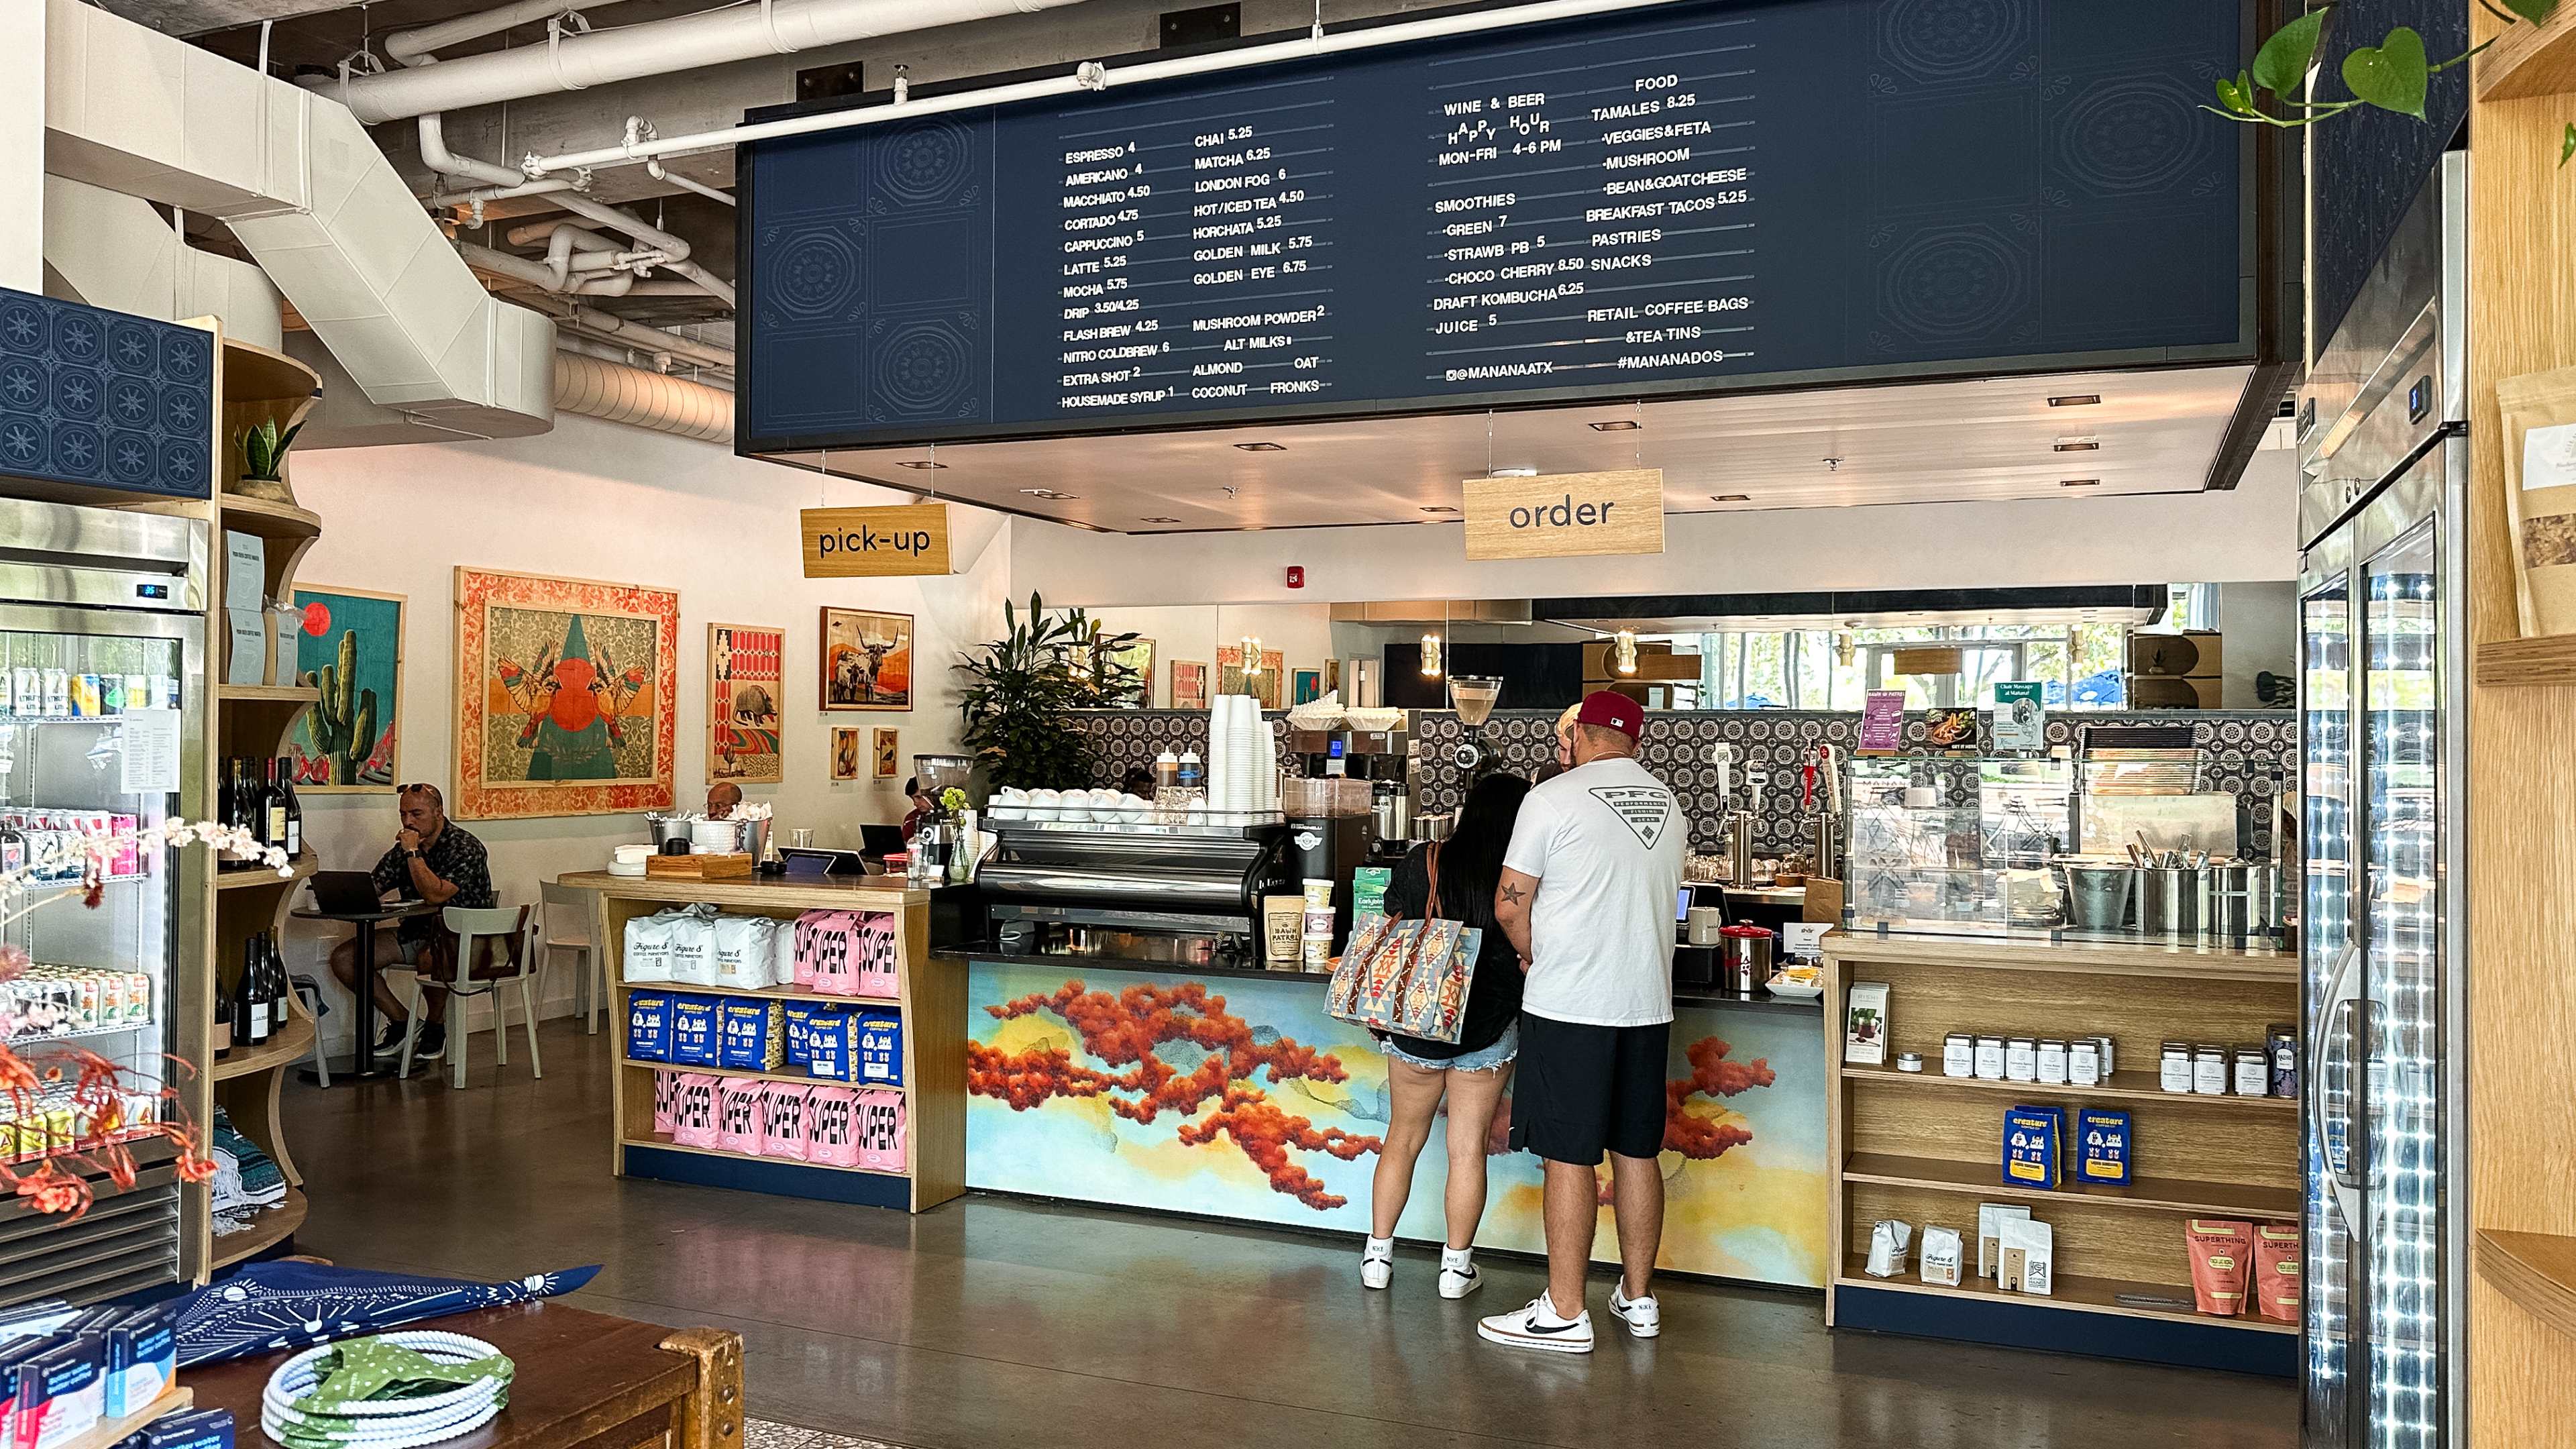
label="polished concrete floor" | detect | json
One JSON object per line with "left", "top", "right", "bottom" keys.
{"left": 284, "top": 1021, "right": 2296, "bottom": 1449}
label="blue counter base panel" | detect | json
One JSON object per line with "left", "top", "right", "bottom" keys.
{"left": 1834, "top": 1285, "right": 2296, "bottom": 1377}
{"left": 624, "top": 1146, "right": 911, "bottom": 1210}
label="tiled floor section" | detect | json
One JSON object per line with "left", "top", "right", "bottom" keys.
{"left": 282, "top": 1022, "right": 2299, "bottom": 1449}
{"left": 748, "top": 1417, "right": 905, "bottom": 1449}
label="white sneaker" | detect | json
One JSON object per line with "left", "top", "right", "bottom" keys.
{"left": 1360, "top": 1237, "right": 1394, "bottom": 1291}
{"left": 1477, "top": 1292, "right": 1594, "bottom": 1354}
{"left": 1438, "top": 1248, "right": 1481, "bottom": 1299}
{"left": 1608, "top": 1282, "right": 1661, "bottom": 1338}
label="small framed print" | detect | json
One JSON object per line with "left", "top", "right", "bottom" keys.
{"left": 830, "top": 727, "right": 863, "bottom": 782}
{"left": 872, "top": 727, "right": 900, "bottom": 779}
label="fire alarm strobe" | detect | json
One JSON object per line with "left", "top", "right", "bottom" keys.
{"left": 1285, "top": 566, "right": 1305, "bottom": 588}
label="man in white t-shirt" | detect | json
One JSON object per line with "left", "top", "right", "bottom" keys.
{"left": 1476, "top": 691, "right": 1683, "bottom": 1355}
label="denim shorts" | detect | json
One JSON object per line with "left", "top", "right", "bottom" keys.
{"left": 1383, "top": 1022, "right": 1519, "bottom": 1075}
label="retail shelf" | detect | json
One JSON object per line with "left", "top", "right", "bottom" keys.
{"left": 4, "top": 1018, "right": 160, "bottom": 1051}
{"left": 215, "top": 684, "right": 319, "bottom": 704}
{"left": 46, "top": 1388, "right": 193, "bottom": 1449}
{"left": 2474, "top": 635, "right": 2576, "bottom": 687}
{"left": 215, "top": 853, "right": 315, "bottom": 891}
{"left": 614, "top": 979, "right": 900, "bottom": 1010}
{"left": 2481, "top": 2, "right": 2576, "bottom": 100}
{"left": 1834, "top": 1254, "right": 2296, "bottom": 1336}
{"left": 213, "top": 1014, "right": 315, "bottom": 1081}
{"left": 211, "top": 1186, "right": 307, "bottom": 1267}
{"left": 220, "top": 337, "right": 321, "bottom": 403}
{"left": 620, "top": 1057, "right": 906, "bottom": 1090}
{"left": 1839, "top": 1065, "right": 2298, "bottom": 1112}
{"left": 1841, "top": 1152, "right": 2301, "bottom": 1220}
{"left": 2478, "top": 1230, "right": 2576, "bottom": 1340}
{"left": 1823, "top": 933, "right": 2299, "bottom": 984}
{"left": 213, "top": 494, "right": 322, "bottom": 541}
{"left": 621, "top": 1131, "right": 908, "bottom": 1179}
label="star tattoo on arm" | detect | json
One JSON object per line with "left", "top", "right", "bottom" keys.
{"left": 1501, "top": 882, "right": 1527, "bottom": 906}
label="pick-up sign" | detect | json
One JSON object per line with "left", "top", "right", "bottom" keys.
{"left": 800, "top": 504, "right": 953, "bottom": 577}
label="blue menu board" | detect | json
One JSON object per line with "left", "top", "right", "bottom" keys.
{"left": 743, "top": 0, "right": 2249, "bottom": 449}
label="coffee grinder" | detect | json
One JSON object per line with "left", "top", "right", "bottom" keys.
{"left": 1447, "top": 675, "right": 1505, "bottom": 775}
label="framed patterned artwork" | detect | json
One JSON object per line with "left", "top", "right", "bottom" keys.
{"left": 708, "top": 623, "right": 785, "bottom": 784}
{"left": 454, "top": 568, "right": 678, "bottom": 820}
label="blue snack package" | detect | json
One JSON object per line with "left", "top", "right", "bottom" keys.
{"left": 855, "top": 1011, "right": 904, "bottom": 1086}
{"left": 140, "top": 1407, "right": 234, "bottom": 1449}
{"left": 2077, "top": 1108, "right": 2134, "bottom": 1185}
{"left": 718, "top": 1000, "right": 784, "bottom": 1071}
{"left": 806, "top": 1010, "right": 856, "bottom": 1082}
{"left": 23, "top": 1334, "right": 105, "bottom": 1449}
{"left": 781, "top": 1000, "right": 818, "bottom": 1067}
{"left": 2002, "top": 1105, "right": 2061, "bottom": 1189}
{"left": 667, "top": 995, "right": 722, "bottom": 1067}
{"left": 102, "top": 1306, "right": 174, "bottom": 1417}
{"left": 625, "top": 989, "right": 673, "bottom": 1063}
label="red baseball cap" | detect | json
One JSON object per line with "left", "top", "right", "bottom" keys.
{"left": 1576, "top": 690, "right": 1644, "bottom": 739}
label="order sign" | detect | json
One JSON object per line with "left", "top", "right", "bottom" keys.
{"left": 1460, "top": 469, "right": 1666, "bottom": 561}
{"left": 800, "top": 504, "right": 953, "bottom": 578}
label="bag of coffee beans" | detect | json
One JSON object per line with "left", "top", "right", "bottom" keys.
{"left": 2186, "top": 1219, "right": 2253, "bottom": 1317}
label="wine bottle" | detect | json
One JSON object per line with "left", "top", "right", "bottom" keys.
{"left": 212, "top": 992, "right": 232, "bottom": 1059}
{"left": 264, "top": 934, "right": 290, "bottom": 1034}
{"left": 234, "top": 945, "right": 270, "bottom": 1049}
{"left": 261, "top": 758, "right": 287, "bottom": 853}
{"left": 276, "top": 757, "right": 303, "bottom": 859}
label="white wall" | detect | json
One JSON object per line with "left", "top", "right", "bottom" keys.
{"left": 1014, "top": 451, "right": 2302, "bottom": 606}
{"left": 284, "top": 416, "right": 1010, "bottom": 1048}
{"left": 1, "top": 1, "right": 42, "bottom": 290}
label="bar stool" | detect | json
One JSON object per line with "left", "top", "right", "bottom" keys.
{"left": 538, "top": 881, "right": 605, "bottom": 1032}
{"left": 398, "top": 904, "right": 543, "bottom": 1088}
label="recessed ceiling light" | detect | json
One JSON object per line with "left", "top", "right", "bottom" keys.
{"left": 2053, "top": 439, "right": 2100, "bottom": 453}
{"left": 894, "top": 460, "right": 948, "bottom": 470}
{"left": 1419, "top": 505, "right": 1460, "bottom": 514}
{"left": 1711, "top": 494, "right": 1752, "bottom": 502}
{"left": 1139, "top": 516, "right": 1183, "bottom": 524}
{"left": 1019, "top": 488, "right": 1080, "bottom": 500}
{"left": 1234, "top": 441, "right": 1285, "bottom": 452}
{"left": 2060, "top": 478, "right": 2102, "bottom": 489}
{"left": 1589, "top": 419, "right": 1641, "bottom": 432}
{"left": 2048, "top": 394, "right": 2102, "bottom": 407}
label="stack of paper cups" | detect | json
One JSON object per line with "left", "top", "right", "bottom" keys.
{"left": 1300, "top": 877, "right": 1336, "bottom": 971}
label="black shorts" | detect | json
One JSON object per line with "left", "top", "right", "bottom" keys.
{"left": 1507, "top": 1012, "right": 1672, "bottom": 1165}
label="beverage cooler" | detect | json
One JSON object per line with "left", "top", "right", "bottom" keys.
{"left": 0, "top": 498, "right": 207, "bottom": 1304}
{"left": 2296, "top": 153, "right": 2467, "bottom": 1449}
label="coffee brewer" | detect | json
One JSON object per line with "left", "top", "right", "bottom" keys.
{"left": 1446, "top": 676, "right": 1505, "bottom": 775}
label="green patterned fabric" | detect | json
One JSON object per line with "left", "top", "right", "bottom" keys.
{"left": 274, "top": 1337, "right": 515, "bottom": 1447}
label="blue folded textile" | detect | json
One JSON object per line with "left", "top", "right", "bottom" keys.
{"left": 164, "top": 1263, "right": 599, "bottom": 1366}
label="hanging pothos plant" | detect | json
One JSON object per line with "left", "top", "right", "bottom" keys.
{"left": 2209, "top": 1, "right": 2573, "bottom": 164}
{"left": 954, "top": 592, "right": 1142, "bottom": 792}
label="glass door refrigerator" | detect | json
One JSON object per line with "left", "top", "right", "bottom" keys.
{"left": 0, "top": 497, "right": 207, "bottom": 1307}
{"left": 2296, "top": 153, "right": 2467, "bottom": 1449}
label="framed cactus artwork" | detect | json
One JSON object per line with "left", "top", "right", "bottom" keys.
{"left": 708, "top": 623, "right": 784, "bottom": 785}
{"left": 287, "top": 586, "right": 403, "bottom": 792}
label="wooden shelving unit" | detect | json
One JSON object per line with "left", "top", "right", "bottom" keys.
{"left": 50, "top": 1389, "right": 193, "bottom": 1449}
{"left": 2472, "top": 635, "right": 2576, "bottom": 688}
{"left": 2479, "top": 1230, "right": 2576, "bottom": 1342}
{"left": 2479, "top": 0, "right": 2576, "bottom": 101}
{"left": 564, "top": 871, "right": 965, "bottom": 1214}
{"left": 210, "top": 1185, "right": 309, "bottom": 1269}
{"left": 1821, "top": 931, "right": 2300, "bottom": 1358}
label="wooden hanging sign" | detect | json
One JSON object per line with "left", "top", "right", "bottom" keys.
{"left": 800, "top": 504, "right": 953, "bottom": 577}
{"left": 1460, "top": 469, "right": 1666, "bottom": 560}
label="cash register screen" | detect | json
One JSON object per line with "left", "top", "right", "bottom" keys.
{"left": 1676, "top": 888, "right": 1693, "bottom": 924}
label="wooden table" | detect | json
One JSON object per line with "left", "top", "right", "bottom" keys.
{"left": 186, "top": 1302, "right": 744, "bottom": 1449}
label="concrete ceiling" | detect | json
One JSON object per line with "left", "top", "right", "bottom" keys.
{"left": 765, "top": 364, "right": 2267, "bottom": 535}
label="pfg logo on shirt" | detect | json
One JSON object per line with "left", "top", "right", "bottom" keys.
{"left": 1589, "top": 785, "right": 1673, "bottom": 847}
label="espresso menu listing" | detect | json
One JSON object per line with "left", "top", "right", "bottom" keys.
{"left": 1047, "top": 75, "right": 1343, "bottom": 417}
{"left": 1418, "top": 17, "right": 1762, "bottom": 390}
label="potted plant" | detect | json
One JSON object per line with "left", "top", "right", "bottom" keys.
{"left": 954, "top": 592, "right": 1140, "bottom": 792}
{"left": 232, "top": 417, "right": 303, "bottom": 504}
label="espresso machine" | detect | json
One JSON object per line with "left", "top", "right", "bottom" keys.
{"left": 977, "top": 814, "right": 1293, "bottom": 965}
{"left": 1287, "top": 716, "right": 1417, "bottom": 855}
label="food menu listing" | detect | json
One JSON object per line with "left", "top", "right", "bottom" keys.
{"left": 745, "top": 0, "right": 2247, "bottom": 447}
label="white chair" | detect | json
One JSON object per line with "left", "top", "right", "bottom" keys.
{"left": 398, "top": 905, "right": 543, "bottom": 1088}
{"left": 538, "top": 881, "right": 605, "bottom": 1033}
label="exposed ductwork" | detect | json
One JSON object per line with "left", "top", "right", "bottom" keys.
{"left": 44, "top": 0, "right": 554, "bottom": 439}
{"left": 455, "top": 245, "right": 736, "bottom": 372}
{"left": 552, "top": 350, "right": 731, "bottom": 442}
{"left": 41, "top": 176, "right": 286, "bottom": 351}
{"left": 383, "top": 0, "right": 642, "bottom": 66}
{"left": 302, "top": 0, "right": 1088, "bottom": 125}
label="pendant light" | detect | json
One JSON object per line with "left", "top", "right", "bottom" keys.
{"left": 1420, "top": 633, "right": 1444, "bottom": 678}
{"left": 1614, "top": 629, "right": 1640, "bottom": 676}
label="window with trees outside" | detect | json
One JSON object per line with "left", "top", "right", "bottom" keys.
{"left": 1656, "top": 623, "right": 2131, "bottom": 710}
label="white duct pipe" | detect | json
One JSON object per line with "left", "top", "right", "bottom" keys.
{"left": 305, "top": 0, "right": 1083, "bottom": 125}
{"left": 417, "top": 111, "right": 522, "bottom": 189}
{"left": 427, "top": 176, "right": 582, "bottom": 208}
{"left": 386, "top": 0, "right": 639, "bottom": 65}
{"left": 531, "top": 0, "right": 1685, "bottom": 176}
{"left": 458, "top": 246, "right": 739, "bottom": 368}
{"left": 529, "top": 196, "right": 737, "bottom": 306}
{"left": 553, "top": 349, "right": 733, "bottom": 442}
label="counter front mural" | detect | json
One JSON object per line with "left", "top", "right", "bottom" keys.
{"left": 964, "top": 961, "right": 1828, "bottom": 1289}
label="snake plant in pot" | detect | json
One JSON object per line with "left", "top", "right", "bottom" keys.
{"left": 232, "top": 417, "right": 303, "bottom": 504}
{"left": 955, "top": 593, "right": 1141, "bottom": 792}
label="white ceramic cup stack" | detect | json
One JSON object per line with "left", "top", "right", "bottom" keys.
{"left": 261, "top": 1331, "right": 510, "bottom": 1449}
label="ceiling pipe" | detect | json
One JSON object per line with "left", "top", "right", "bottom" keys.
{"left": 553, "top": 349, "right": 733, "bottom": 443}
{"left": 458, "top": 246, "right": 738, "bottom": 368}
{"left": 385, "top": 0, "right": 642, "bottom": 65}
{"left": 417, "top": 111, "right": 523, "bottom": 189}
{"left": 303, "top": 0, "right": 1089, "bottom": 125}
{"left": 528, "top": 0, "right": 1686, "bottom": 176}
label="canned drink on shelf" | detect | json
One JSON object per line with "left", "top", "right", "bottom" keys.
{"left": 2267, "top": 1023, "right": 2298, "bottom": 1098}
{"left": 42, "top": 669, "right": 69, "bottom": 716}
{"left": 10, "top": 667, "right": 38, "bottom": 716}
{"left": 68, "top": 674, "right": 101, "bottom": 716}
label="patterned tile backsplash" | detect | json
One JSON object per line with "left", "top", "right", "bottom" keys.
{"left": 1071, "top": 708, "right": 2298, "bottom": 862}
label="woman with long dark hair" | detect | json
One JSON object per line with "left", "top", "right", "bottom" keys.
{"left": 1360, "top": 770, "right": 1533, "bottom": 1297}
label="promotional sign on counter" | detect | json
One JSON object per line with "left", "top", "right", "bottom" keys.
{"left": 1992, "top": 682, "right": 2047, "bottom": 752}
{"left": 1461, "top": 469, "right": 1665, "bottom": 560}
{"left": 800, "top": 505, "right": 953, "bottom": 578}
{"left": 1858, "top": 690, "right": 1907, "bottom": 754}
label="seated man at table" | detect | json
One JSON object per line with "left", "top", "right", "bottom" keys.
{"left": 327, "top": 782, "right": 496, "bottom": 1061}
